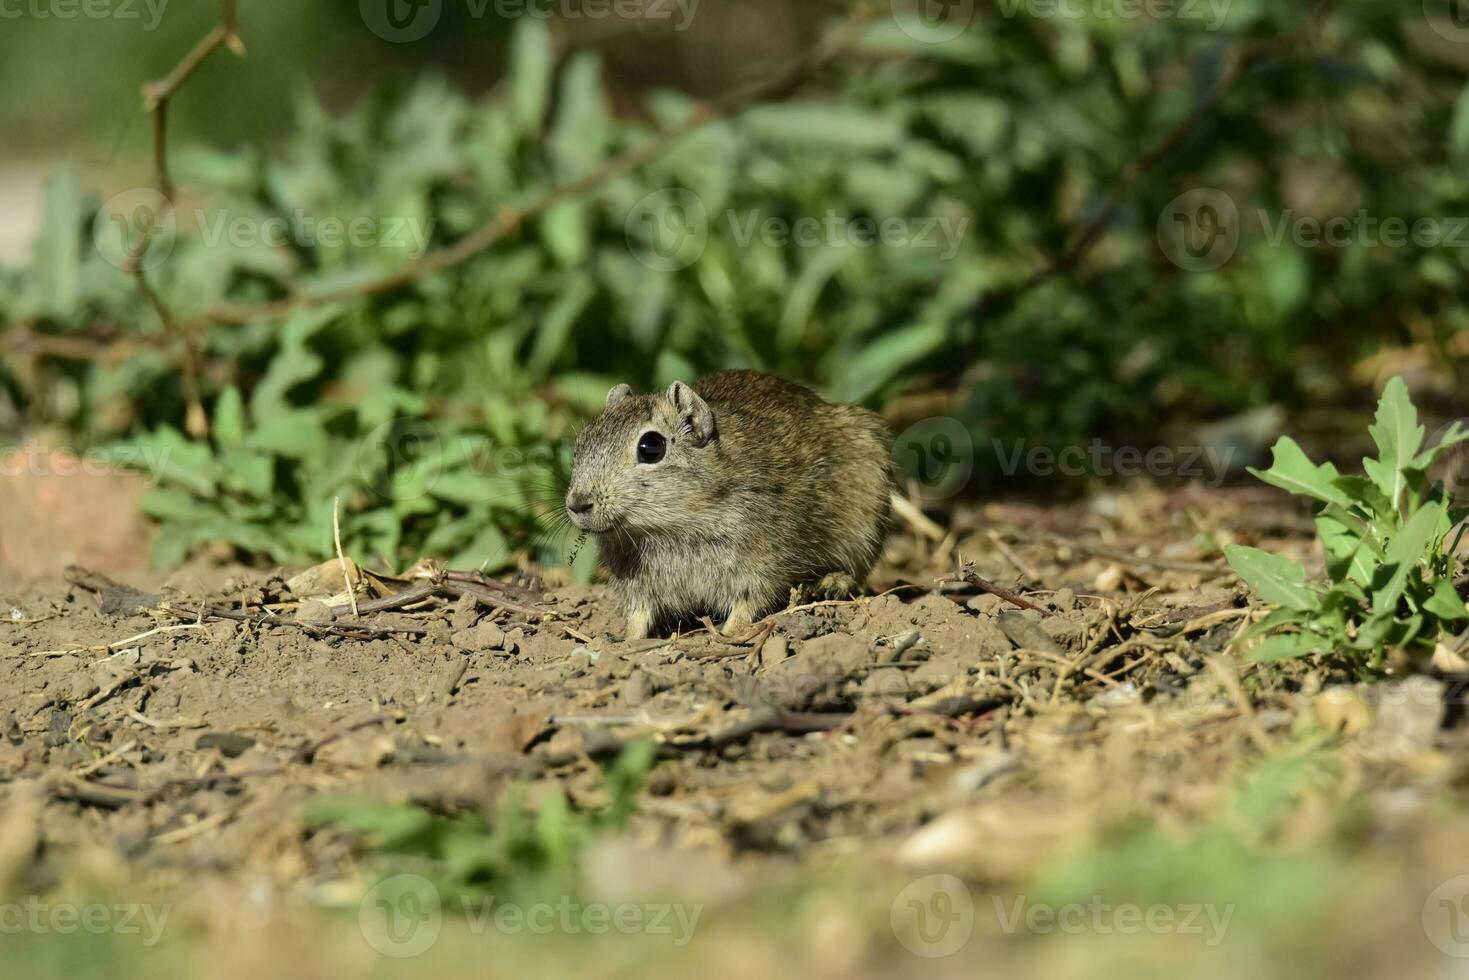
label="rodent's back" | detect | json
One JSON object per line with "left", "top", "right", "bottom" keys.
{"left": 693, "top": 370, "right": 892, "bottom": 581}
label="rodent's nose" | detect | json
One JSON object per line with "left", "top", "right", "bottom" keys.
{"left": 565, "top": 491, "right": 593, "bottom": 516}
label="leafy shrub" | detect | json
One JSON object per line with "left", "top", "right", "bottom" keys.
{"left": 3, "top": 8, "right": 1468, "bottom": 568}
{"left": 1228, "top": 378, "right": 1469, "bottom": 672}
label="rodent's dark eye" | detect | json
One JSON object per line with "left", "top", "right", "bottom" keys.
{"left": 636, "top": 431, "right": 667, "bottom": 465}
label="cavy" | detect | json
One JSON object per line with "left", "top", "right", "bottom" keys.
{"left": 566, "top": 370, "right": 892, "bottom": 639}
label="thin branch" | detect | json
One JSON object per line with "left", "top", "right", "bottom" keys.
{"left": 938, "top": 559, "right": 1048, "bottom": 614}
{"left": 129, "top": 0, "right": 245, "bottom": 436}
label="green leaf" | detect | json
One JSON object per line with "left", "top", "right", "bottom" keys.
{"left": 1424, "top": 577, "right": 1469, "bottom": 622}
{"left": 449, "top": 524, "right": 509, "bottom": 572}
{"left": 743, "top": 105, "right": 906, "bottom": 150}
{"left": 1452, "top": 80, "right": 1469, "bottom": 160}
{"left": 1371, "top": 500, "right": 1445, "bottom": 615}
{"left": 213, "top": 386, "right": 247, "bottom": 447}
{"left": 1316, "top": 511, "right": 1374, "bottom": 586}
{"left": 1414, "top": 420, "right": 1469, "bottom": 471}
{"left": 1237, "top": 605, "right": 1308, "bottom": 642}
{"left": 1248, "top": 632, "right": 1327, "bottom": 663}
{"left": 525, "top": 276, "right": 594, "bottom": 381}
{"left": 246, "top": 409, "right": 329, "bottom": 461}
{"left": 548, "top": 52, "right": 609, "bottom": 179}
{"left": 1225, "top": 544, "right": 1319, "bottom": 612}
{"left": 510, "top": 18, "right": 553, "bottom": 135}
{"left": 540, "top": 200, "right": 589, "bottom": 267}
{"left": 1248, "top": 438, "right": 1352, "bottom": 508}
{"left": 1365, "top": 376, "right": 1425, "bottom": 506}
{"left": 26, "top": 164, "right": 82, "bottom": 319}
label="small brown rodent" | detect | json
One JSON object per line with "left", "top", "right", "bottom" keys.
{"left": 566, "top": 370, "right": 892, "bottom": 639}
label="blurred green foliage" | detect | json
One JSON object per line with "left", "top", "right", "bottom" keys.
{"left": 2, "top": 5, "right": 1467, "bottom": 569}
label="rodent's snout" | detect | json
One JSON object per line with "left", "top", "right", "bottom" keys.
{"left": 565, "top": 489, "right": 600, "bottom": 531}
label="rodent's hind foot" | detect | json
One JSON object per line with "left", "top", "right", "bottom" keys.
{"left": 625, "top": 605, "right": 654, "bottom": 641}
{"left": 719, "top": 600, "right": 756, "bottom": 637}
{"left": 813, "top": 571, "right": 861, "bottom": 601}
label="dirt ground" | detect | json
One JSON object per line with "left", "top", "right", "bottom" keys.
{"left": 3, "top": 483, "right": 1469, "bottom": 979}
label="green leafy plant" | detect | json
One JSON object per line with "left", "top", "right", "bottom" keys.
{"left": 4, "top": 9, "right": 1469, "bottom": 568}
{"left": 304, "top": 740, "right": 656, "bottom": 900}
{"left": 1226, "top": 378, "right": 1469, "bottom": 671}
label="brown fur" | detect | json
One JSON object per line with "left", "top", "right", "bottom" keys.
{"left": 566, "top": 370, "right": 892, "bottom": 639}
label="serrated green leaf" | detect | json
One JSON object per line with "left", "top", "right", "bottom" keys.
{"left": 1248, "top": 438, "right": 1351, "bottom": 507}
{"left": 1366, "top": 377, "right": 1425, "bottom": 506}
{"left": 1225, "top": 544, "right": 1319, "bottom": 612}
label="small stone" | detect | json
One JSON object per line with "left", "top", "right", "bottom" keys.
{"left": 450, "top": 594, "right": 481, "bottom": 631}
{"left": 452, "top": 621, "right": 507, "bottom": 653}
{"left": 295, "top": 599, "right": 336, "bottom": 624}
{"left": 1050, "top": 588, "right": 1077, "bottom": 613}
{"left": 569, "top": 647, "right": 599, "bottom": 673}
{"left": 195, "top": 732, "right": 257, "bottom": 758}
{"left": 966, "top": 594, "right": 1003, "bottom": 615}
{"left": 759, "top": 635, "right": 791, "bottom": 668}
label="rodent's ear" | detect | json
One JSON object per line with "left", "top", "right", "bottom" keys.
{"left": 605, "top": 384, "right": 632, "bottom": 409}
{"left": 666, "top": 381, "right": 715, "bottom": 446}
